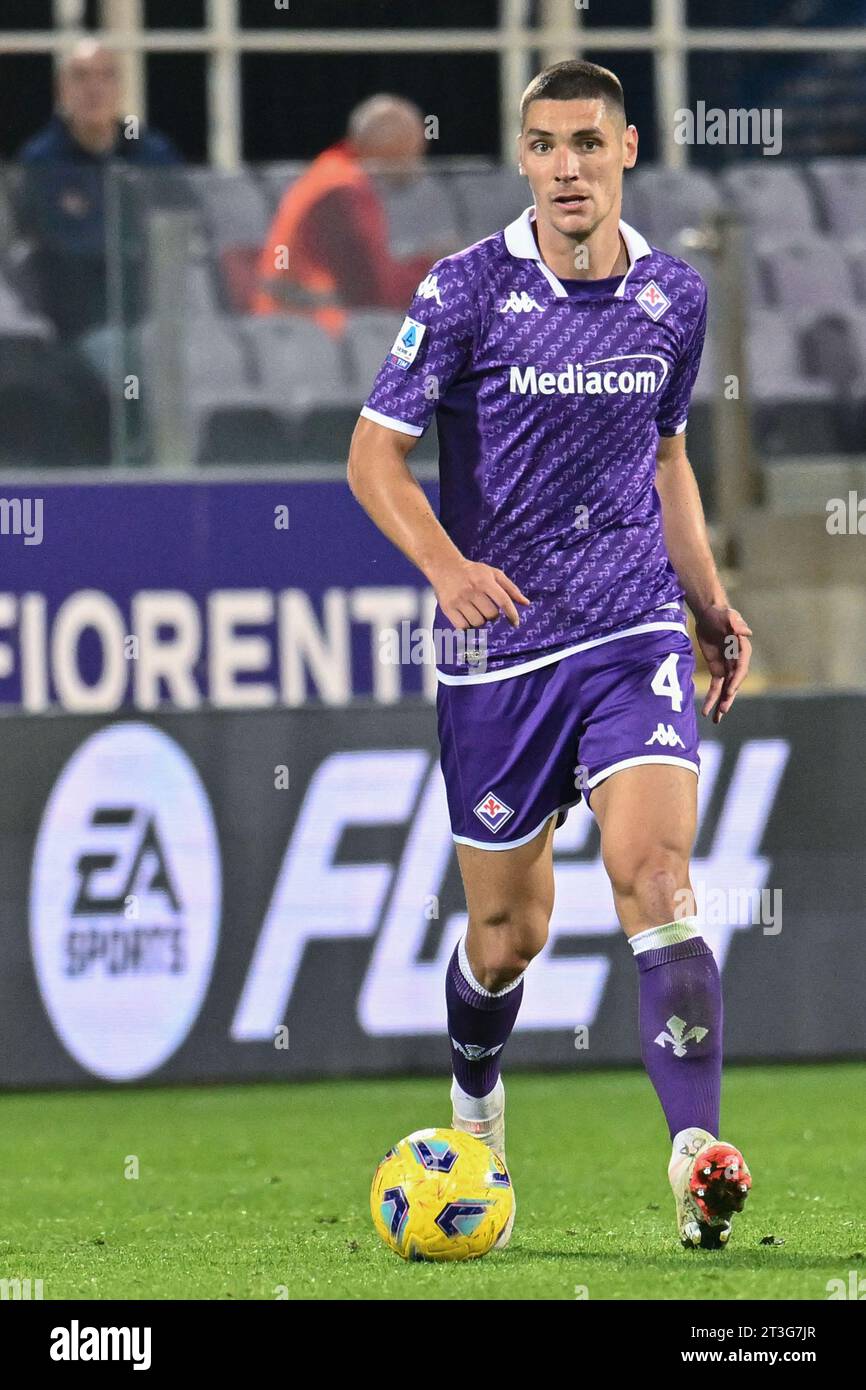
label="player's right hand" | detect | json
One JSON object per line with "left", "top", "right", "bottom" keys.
{"left": 432, "top": 559, "right": 530, "bottom": 631}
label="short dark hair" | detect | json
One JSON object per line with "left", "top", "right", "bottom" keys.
{"left": 520, "top": 59, "right": 626, "bottom": 129}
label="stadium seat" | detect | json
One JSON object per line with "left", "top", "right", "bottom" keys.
{"left": 185, "top": 257, "right": 226, "bottom": 317}
{"left": 243, "top": 315, "right": 346, "bottom": 400}
{"left": 194, "top": 169, "right": 273, "bottom": 250}
{"left": 342, "top": 309, "right": 405, "bottom": 389}
{"left": 628, "top": 167, "right": 721, "bottom": 252}
{"left": 799, "top": 304, "right": 866, "bottom": 389}
{"left": 810, "top": 157, "right": 866, "bottom": 237}
{"left": 748, "top": 309, "right": 838, "bottom": 455}
{"left": 242, "top": 314, "right": 358, "bottom": 461}
{"left": 720, "top": 165, "right": 819, "bottom": 235}
{"left": 137, "top": 314, "right": 289, "bottom": 464}
{"left": 843, "top": 237, "right": 866, "bottom": 302}
{"left": 800, "top": 306, "right": 866, "bottom": 451}
{"left": 185, "top": 170, "right": 275, "bottom": 317}
{"left": 0, "top": 328, "right": 111, "bottom": 464}
{"left": 749, "top": 310, "right": 837, "bottom": 399}
{"left": 451, "top": 167, "right": 531, "bottom": 245}
{"left": 758, "top": 234, "right": 859, "bottom": 310}
{"left": 377, "top": 172, "right": 462, "bottom": 259}
{"left": 848, "top": 311, "right": 866, "bottom": 387}
{"left": 259, "top": 162, "right": 305, "bottom": 212}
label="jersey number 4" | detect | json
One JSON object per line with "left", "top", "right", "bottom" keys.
{"left": 650, "top": 653, "right": 683, "bottom": 712}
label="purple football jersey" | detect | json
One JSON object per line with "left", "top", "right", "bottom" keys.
{"left": 361, "top": 207, "right": 707, "bottom": 677}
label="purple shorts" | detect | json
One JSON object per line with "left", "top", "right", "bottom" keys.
{"left": 436, "top": 625, "right": 700, "bottom": 850}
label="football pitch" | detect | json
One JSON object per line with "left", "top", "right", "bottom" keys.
{"left": 1, "top": 1062, "right": 862, "bottom": 1302}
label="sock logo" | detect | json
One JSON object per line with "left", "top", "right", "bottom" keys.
{"left": 654, "top": 1014, "right": 708, "bottom": 1057}
{"left": 450, "top": 1037, "right": 504, "bottom": 1061}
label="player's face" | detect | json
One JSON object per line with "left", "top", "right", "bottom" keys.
{"left": 518, "top": 98, "right": 638, "bottom": 241}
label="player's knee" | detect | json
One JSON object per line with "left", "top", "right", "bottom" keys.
{"left": 468, "top": 903, "right": 549, "bottom": 990}
{"left": 605, "top": 843, "right": 689, "bottom": 918}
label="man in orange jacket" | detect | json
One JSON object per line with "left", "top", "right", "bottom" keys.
{"left": 254, "top": 95, "right": 451, "bottom": 336}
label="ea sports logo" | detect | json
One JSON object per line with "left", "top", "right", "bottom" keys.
{"left": 29, "top": 723, "right": 221, "bottom": 1080}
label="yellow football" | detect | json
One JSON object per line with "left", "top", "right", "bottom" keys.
{"left": 370, "top": 1126, "right": 514, "bottom": 1261}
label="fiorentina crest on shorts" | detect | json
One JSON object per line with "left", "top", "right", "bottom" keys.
{"left": 473, "top": 791, "right": 514, "bottom": 833}
{"left": 636, "top": 279, "right": 671, "bottom": 321}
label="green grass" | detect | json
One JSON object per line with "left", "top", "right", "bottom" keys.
{"left": 1, "top": 1063, "right": 863, "bottom": 1300}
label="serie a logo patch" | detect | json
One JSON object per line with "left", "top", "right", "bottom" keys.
{"left": 388, "top": 316, "right": 426, "bottom": 370}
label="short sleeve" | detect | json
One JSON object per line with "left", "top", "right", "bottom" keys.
{"left": 360, "top": 256, "right": 477, "bottom": 437}
{"left": 656, "top": 285, "right": 707, "bottom": 437}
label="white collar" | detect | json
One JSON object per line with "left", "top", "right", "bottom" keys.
{"left": 502, "top": 204, "right": 652, "bottom": 299}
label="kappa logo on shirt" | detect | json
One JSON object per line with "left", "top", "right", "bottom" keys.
{"left": 636, "top": 280, "right": 672, "bottom": 321}
{"left": 388, "top": 315, "right": 427, "bottom": 370}
{"left": 473, "top": 791, "right": 515, "bottom": 833}
{"left": 416, "top": 273, "right": 443, "bottom": 307}
{"left": 498, "top": 289, "right": 544, "bottom": 314}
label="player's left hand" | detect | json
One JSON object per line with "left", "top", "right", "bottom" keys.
{"left": 695, "top": 604, "right": 753, "bottom": 724}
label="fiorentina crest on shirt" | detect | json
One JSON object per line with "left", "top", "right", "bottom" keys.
{"left": 636, "top": 280, "right": 671, "bottom": 321}
{"left": 473, "top": 791, "right": 515, "bottom": 833}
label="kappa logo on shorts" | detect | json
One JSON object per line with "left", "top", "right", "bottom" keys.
{"left": 473, "top": 791, "right": 515, "bottom": 833}
{"left": 645, "top": 723, "right": 685, "bottom": 748}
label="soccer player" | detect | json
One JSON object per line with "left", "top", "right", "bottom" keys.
{"left": 348, "top": 59, "right": 753, "bottom": 1250}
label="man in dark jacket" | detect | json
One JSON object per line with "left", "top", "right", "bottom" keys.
{"left": 16, "top": 39, "right": 182, "bottom": 340}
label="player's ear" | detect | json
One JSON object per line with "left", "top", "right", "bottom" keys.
{"left": 516, "top": 130, "right": 525, "bottom": 177}
{"left": 623, "top": 123, "right": 638, "bottom": 170}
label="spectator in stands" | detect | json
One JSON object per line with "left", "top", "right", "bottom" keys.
{"left": 254, "top": 95, "right": 452, "bottom": 336}
{"left": 15, "top": 39, "right": 183, "bottom": 341}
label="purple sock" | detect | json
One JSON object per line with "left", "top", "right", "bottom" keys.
{"left": 445, "top": 938, "right": 524, "bottom": 1098}
{"left": 634, "top": 930, "right": 722, "bottom": 1139}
